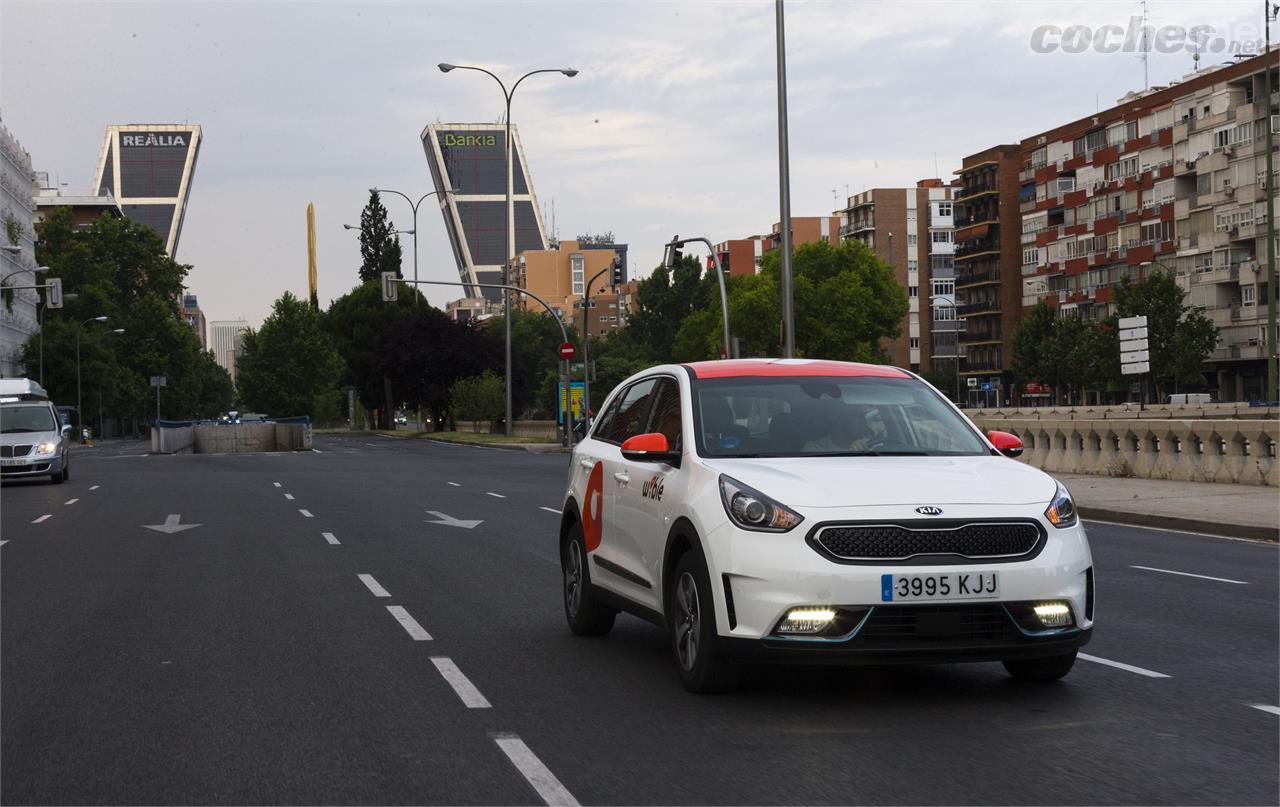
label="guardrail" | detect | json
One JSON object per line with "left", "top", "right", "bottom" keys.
{"left": 972, "top": 416, "right": 1278, "bottom": 486}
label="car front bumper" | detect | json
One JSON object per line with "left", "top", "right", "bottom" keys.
{"left": 0, "top": 452, "right": 64, "bottom": 478}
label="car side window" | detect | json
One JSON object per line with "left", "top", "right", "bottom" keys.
{"left": 596, "top": 378, "right": 657, "bottom": 444}
{"left": 645, "top": 378, "right": 683, "bottom": 452}
{"left": 589, "top": 389, "right": 623, "bottom": 442}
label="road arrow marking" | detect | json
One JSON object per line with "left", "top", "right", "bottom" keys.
{"left": 143, "top": 514, "right": 202, "bottom": 534}
{"left": 425, "top": 510, "right": 483, "bottom": 529}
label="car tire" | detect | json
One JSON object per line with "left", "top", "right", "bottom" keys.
{"left": 669, "top": 551, "right": 741, "bottom": 694}
{"left": 562, "top": 522, "right": 616, "bottom": 637}
{"left": 1003, "top": 650, "right": 1077, "bottom": 682}
{"left": 51, "top": 464, "right": 65, "bottom": 484}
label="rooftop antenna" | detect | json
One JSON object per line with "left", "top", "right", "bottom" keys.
{"left": 933, "top": 151, "right": 939, "bottom": 178}
{"left": 832, "top": 188, "right": 838, "bottom": 208}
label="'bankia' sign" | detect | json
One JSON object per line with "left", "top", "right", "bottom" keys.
{"left": 121, "top": 132, "right": 189, "bottom": 147}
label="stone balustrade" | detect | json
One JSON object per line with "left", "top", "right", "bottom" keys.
{"left": 968, "top": 402, "right": 1278, "bottom": 420}
{"left": 972, "top": 417, "right": 1279, "bottom": 486}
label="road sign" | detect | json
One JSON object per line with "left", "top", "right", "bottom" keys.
{"left": 1121, "top": 361, "right": 1151, "bottom": 375}
{"left": 559, "top": 341, "right": 576, "bottom": 361}
{"left": 1119, "top": 327, "right": 1148, "bottom": 341}
{"left": 1120, "top": 349, "right": 1150, "bottom": 364}
{"left": 380, "top": 271, "right": 398, "bottom": 302}
{"left": 45, "top": 278, "right": 63, "bottom": 309}
{"left": 150, "top": 376, "right": 167, "bottom": 387}
{"left": 980, "top": 383, "right": 992, "bottom": 391}
{"left": 1118, "top": 315, "right": 1148, "bottom": 329}
{"left": 967, "top": 377, "right": 978, "bottom": 388}
{"left": 1120, "top": 338, "right": 1149, "bottom": 351}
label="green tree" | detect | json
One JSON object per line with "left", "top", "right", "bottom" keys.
{"left": 624, "top": 255, "right": 717, "bottom": 362}
{"left": 357, "top": 191, "right": 404, "bottom": 283}
{"left": 1109, "top": 270, "right": 1217, "bottom": 399}
{"left": 323, "top": 280, "right": 420, "bottom": 427}
{"left": 1011, "top": 300, "right": 1056, "bottom": 394}
{"left": 484, "top": 308, "right": 581, "bottom": 418}
{"left": 236, "top": 292, "right": 343, "bottom": 417}
{"left": 451, "top": 371, "right": 505, "bottom": 423}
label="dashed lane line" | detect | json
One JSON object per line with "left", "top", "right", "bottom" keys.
{"left": 32, "top": 514, "right": 51, "bottom": 524}
{"left": 284, "top": 493, "right": 295, "bottom": 500}
{"left": 448, "top": 482, "right": 461, "bottom": 487}
{"left": 431, "top": 657, "right": 491, "bottom": 708}
{"left": 1130, "top": 565, "right": 1248, "bottom": 585}
{"left": 298, "top": 509, "right": 314, "bottom": 518}
{"left": 322, "top": 532, "right": 340, "bottom": 545}
{"left": 273, "top": 482, "right": 282, "bottom": 487}
{"left": 386, "top": 605, "right": 432, "bottom": 640}
{"left": 1248, "top": 704, "right": 1280, "bottom": 716}
{"left": 358, "top": 574, "right": 391, "bottom": 598}
{"left": 486, "top": 492, "right": 506, "bottom": 499}
{"left": 88, "top": 485, "right": 100, "bottom": 491}
{"left": 540, "top": 507, "right": 562, "bottom": 515}
{"left": 493, "top": 734, "right": 580, "bottom": 807}
{"left": 0, "top": 540, "right": 7, "bottom": 547}
{"left": 64, "top": 499, "right": 78, "bottom": 506}
{"left": 1078, "top": 653, "right": 1170, "bottom": 678}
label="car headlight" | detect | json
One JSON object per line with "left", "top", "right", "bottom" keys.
{"left": 35, "top": 441, "right": 58, "bottom": 456}
{"left": 1044, "top": 480, "right": 1077, "bottom": 528}
{"left": 718, "top": 475, "right": 803, "bottom": 532}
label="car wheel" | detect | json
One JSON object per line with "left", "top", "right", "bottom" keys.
{"left": 670, "top": 551, "right": 741, "bottom": 693}
{"left": 1003, "top": 650, "right": 1077, "bottom": 682}
{"left": 562, "top": 522, "right": 616, "bottom": 636}
{"left": 50, "top": 469, "right": 64, "bottom": 484}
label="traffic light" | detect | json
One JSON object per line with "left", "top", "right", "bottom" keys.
{"left": 380, "top": 271, "right": 398, "bottom": 302}
{"left": 663, "top": 236, "right": 683, "bottom": 269}
{"left": 610, "top": 256, "right": 623, "bottom": 287}
{"left": 45, "top": 278, "right": 63, "bottom": 309}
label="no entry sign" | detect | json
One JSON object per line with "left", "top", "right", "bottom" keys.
{"left": 559, "top": 342, "right": 576, "bottom": 361}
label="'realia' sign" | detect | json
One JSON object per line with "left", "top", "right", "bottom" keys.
{"left": 121, "top": 133, "right": 189, "bottom": 147}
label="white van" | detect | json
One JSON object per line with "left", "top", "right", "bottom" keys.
{"left": 0, "top": 379, "right": 73, "bottom": 483}
{"left": 1167, "top": 393, "right": 1213, "bottom": 405}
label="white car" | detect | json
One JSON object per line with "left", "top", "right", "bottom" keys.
{"left": 559, "top": 359, "right": 1094, "bottom": 692}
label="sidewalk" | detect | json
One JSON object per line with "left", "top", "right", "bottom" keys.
{"left": 1058, "top": 472, "right": 1279, "bottom": 541}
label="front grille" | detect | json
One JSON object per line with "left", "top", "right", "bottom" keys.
{"left": 812, "top": 520, "right": 1042, "bottom": 563}
{"left": 1, "top": 462, "right": 48, "bottom": 475}
{"left": 0, "top": 445, "right": 33, "bottom": 459}
{"left": 856, "top": 603, "right": 1020, "bottom": 646}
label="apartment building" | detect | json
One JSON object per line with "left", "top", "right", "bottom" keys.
{"left": 837, "top": 180, "right": 958, "bottom": 373}
{"left": 1018, "top": 50, "right": 1277, "bottom": 401}
{"left": 510, "top": 239, "right": 622, "bottom": 332}
{"left": 713, "top": 217, "right": 841, "bottom": 277}
{"left": 953, "top": 146, "right": 1024, "bottom": 402}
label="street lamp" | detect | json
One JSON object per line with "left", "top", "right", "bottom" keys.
{"left": 343, "top": 223, "right": 415, "bottom": 235}
{"left": 366, "top": 188, "right": 454, "bottom": 308}
{"left": 75, "top": 316, "right": 109, "bottom": 442}
{"left": 663, "top": 236, "right": 731, "bottom": 359}
{"left": 440, "top": 62, "right": 578, "bottom": 437}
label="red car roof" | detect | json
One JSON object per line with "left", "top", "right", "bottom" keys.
{"left": 684, "top": 359, "right": 911, "bottom": 379}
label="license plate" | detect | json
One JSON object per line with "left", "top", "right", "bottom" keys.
{"left": 0, "top": 457, "right": 31, "bottom": 466}
{"left": 881, "top": 572, "right": 999, "bottom": 602}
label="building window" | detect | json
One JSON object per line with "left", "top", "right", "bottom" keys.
{"left": 933, "top": 305, "right": 956, "bottom": 321}
{"left": 908, "top": 286, "right": 918, "bottom": 297}
{"left": 936, "top": 201, "right": 952, "bottom": 217}
{"left": 931, "top": 279, "right": 954, "bottom": 297}
{"left": 931, "top": 255, "right": 953, "bottom": 272}
{"left": 1243, "top": 285, "right": 1256, "bottom": 305}
{"left": 909, "top": 337, "right": 920, "bottom": 349}
{"left": 907, "top": 234, "right": 918, "bottom": 246}
{"left": 908, "top": 259, "right": 918, "bottom": 272}
{"left": 931, "top": 230, "right": 953, "bottom": 243}
{"left": 571, "top": 254, "right": 584, "bottom": 295}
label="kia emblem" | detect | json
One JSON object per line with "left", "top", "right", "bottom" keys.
{"left": 915, "top": 506, "right": 943, "bottom": 516}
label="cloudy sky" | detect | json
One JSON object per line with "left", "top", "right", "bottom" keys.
{"left": 1, "top": 0, "right": 1268, "bottom": 327}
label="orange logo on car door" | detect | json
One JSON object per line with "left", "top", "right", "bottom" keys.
{"left": 581, "top": 461, "right": 604, "bottom": 551}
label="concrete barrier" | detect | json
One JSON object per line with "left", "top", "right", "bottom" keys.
{"left": 969, "top": 402, "right": 1278, "bottom": 420}
{"left": 973, "top": 417, "right": 1279, "bottom": 486}
{"left": 151, "top": 422, "right": 311, "bottom": 454}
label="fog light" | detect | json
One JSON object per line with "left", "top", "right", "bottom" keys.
{"left": 777, "top": 607, "right": 836, "bottom": 635}
{"left": 1033, "top": 602, "right": 1073, "bottom": 628}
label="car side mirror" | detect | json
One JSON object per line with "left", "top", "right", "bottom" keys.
{"left": 987, "top": 430, "right": 1023, "bottom": 458}
{"left": 621, "top": 432, "right": 681, "bottom": 465}
{"left": 60, "top": 425, "right": 72, "bottom": 438}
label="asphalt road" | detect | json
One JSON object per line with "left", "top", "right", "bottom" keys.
{"left": 2, "top": 434, "right": 1277, "bottom": 805}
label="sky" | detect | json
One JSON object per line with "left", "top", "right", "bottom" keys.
{"left": 0, "top": 0, "right": 1270, "bottom": 327}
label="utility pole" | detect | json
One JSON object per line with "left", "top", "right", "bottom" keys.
{"left": 1264, "top": 4, "right": 1278, "bottom": 401}
{"left": 775, "top": 0, "right": 796, "bottom": 358}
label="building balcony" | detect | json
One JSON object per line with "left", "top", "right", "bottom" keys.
{"left": 1211, "top": 342, "right": 1266, "bottom": 362}
{"left": 955, "top": 184, "right": 998, "bottom": 201}
{"left": 959, "top": 330, "right": 1002, "bottom": 345}
{"left": 1190, "top": 265, "right": 1242, "bottom": 286}
{"left": 929, "top": 241, "right": 955, "bottom": 255}
{"left": 955, "top": 270, "right": 1001, "bottom": 287}
{"left": 957, "top": 301, "right": 1000, "bottom": 316}
{"left": 955, "top": 237, "right": 1000, "bottom": 259}
{"left": 954, "top": 215, "right": 998, "bottom": 230}
{"left": 961, "top": 361, "right": 1004, "bottom": 374}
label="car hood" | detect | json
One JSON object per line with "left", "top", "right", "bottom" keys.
{"left": 0, "top": 430, "right": 59, "bottom": 446}
{"left": 701, "top": 455, "right": 1057, "bottom": 508}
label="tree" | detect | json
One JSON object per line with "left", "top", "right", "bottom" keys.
{"left": 451, "top": 371, "right": 505, "bottom": 424}
{"left": 323, "top": 280, "right": 420, "bottom": 427}
{"left": 624, "top": 255, "right": 717, "bottom": 362}
{"left": 1110, "top": 270, "right": 1217, "bottom": 399}
{"left": 483, "top": 309, "right": 580, "bottom": 418}
{"left": 236, "top": 292, "right": 343, "bottom": 417}
{"left": 357, "top": 191, "right": 404, "bottom": 283}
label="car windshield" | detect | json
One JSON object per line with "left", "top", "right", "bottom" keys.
{"left": 693, "top": 376, "right": 989, "bottom": 458}
{"left": 1, "top": 405, "right": 57, "bottom": 434}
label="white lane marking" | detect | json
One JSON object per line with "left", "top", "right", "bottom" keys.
{"left": 1084, "top": 518, "right": 1277, "bottom": 545}
{"left": 486, "top": 491, "right": 506, "bottom": 498}
{"left": 284, "top": 493, "right": 295, "bottom": 500}
{"left": 0, "top": 540, "right": 7, "bottom": 547}
{"left": 1078, "top": 653, "right": 1170, "bottom": 678}
{"left": 1248, "top": 704, "right": 1280, "bottom": 716}
{"left": 431, "top": 657, "right": 491, "bottom": 708}
{"left": 322, "top": 532, "right": 340, "bottom": 545}
{"left": 494, "top": 734, "right": 580, "bottom": 807}
{"left": 448, "top": 482, "right": 461, "bottom": 487}
{"left": 32, "top": 514, "right": 51, "bottom": 524}
{"left": 1130, "top": 565, "right": 1249, "bottom": 585}
{"left": 273, "top": 482, "right": 282, "bottom": 487}
{"left": 386, "top": 605, "right": 432, "bottom": 640}
{"left": 298, "top": 509, "right": 314, "bottom": 518}
{"left": 89, "top": 485, "right": 100, "bottom": 491}
{"left": 311, "top": 448, "right": 322, "bottom": 453}
{"left": 64, "top": 498, "right": 78, "bottom": 505}
{"left": 540, "top": 507, "right": 562, "bottom": 515}
{"left": 358, "top": 574, "right": 391, "bottom": 598}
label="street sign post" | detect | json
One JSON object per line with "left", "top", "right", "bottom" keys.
{"left": 1118, "top": 315, "right": 1150, "bottom": 408}
{"left": 559, "top": 342, "right": 576, "bottom": 361}
{"left": 1118, "top": 315, "right": 1148, "bottom": 330}
{"left": 150, "top": 376, "right": 166, "bottom": 423}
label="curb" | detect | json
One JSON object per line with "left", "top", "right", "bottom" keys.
{"left": 1079, "top": 506, "right": 1278, "bottom": 542}
{"left": 423, "top": 437, "right": 569, "bottom": 453}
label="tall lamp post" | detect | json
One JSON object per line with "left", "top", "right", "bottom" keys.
{"left": 364, "top": 187, "right": 455, "bottom": 305}
{"left": 775, "top": 0, "right": 796, "bottom": 358}
{"left": 1263, "top": 2, "right": 1278, "bottom": 402}
{"left": 75, "top": 316, "right": 109, "bottom": 443}
{"left": 439, "top": 62, "right": 578, "bottom": 437}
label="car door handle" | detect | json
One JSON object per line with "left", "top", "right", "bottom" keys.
{"left": 579, "top": 459, "right": 595, "bottom": 471}
{"left": 613, "top": 472, "right": 630, "bottom": 485}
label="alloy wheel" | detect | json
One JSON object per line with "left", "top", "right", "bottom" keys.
{"left": 674, "top": 572, "right": 700, "bottom": 671}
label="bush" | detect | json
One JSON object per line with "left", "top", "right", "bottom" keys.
{"left": 451, "top": 371, "right": 505, "bottom": 423}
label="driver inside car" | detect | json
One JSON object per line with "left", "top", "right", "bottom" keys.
{"left": 803, "top": 406, "right": 873, "bottom": 453}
